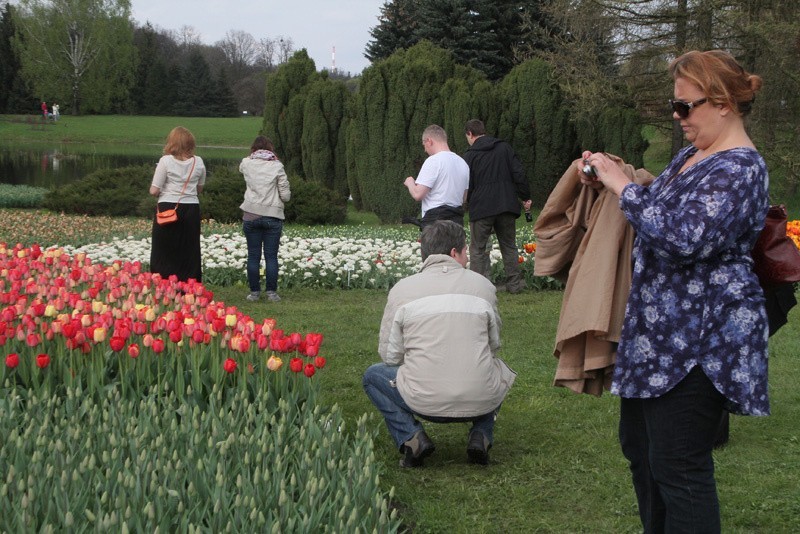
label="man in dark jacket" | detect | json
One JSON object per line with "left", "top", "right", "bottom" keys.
{"left": 463, "top": 119, "right": 532, "bottom": 293}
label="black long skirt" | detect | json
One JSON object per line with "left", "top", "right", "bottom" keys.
{"left": 150, "top": 203, "right": 202, "bottom": 282}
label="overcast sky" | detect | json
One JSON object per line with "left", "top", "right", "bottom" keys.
{"left": 130, "top": 0, "right": 383, "bottom": 75}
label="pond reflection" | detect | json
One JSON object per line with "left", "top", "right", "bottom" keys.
{"left": 0, "top": 143, "right": 244, "bottom": 189}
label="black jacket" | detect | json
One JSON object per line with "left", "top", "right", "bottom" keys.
{"left": 463, "top": 136, "right": 531, "bottom": 221}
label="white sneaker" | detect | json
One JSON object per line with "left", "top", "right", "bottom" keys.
{"left": 265, "top": 291, "right": 281, "bottom": 302}
{"left": 246, "top": 292, "right": 260, "bottom": 302}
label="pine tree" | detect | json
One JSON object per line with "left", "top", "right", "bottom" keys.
{"left": 210, "top": 67, "right": 238, "bottom": 117}
{"left": 364, "top": 0, "right": 420, "bottom": 63}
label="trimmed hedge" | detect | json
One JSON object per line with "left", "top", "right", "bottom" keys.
{"left": 42, "top": 165, "right": 153, "bottom": 217}
{"left": 38, "top": 164, "right": 346, "bottom": 226}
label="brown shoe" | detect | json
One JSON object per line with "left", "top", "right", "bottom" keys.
{"left": 467, "top": 431, "right": 491, "bottom": 465}
{"left": 399, "top": 430, "right": 435, "bottom": 468}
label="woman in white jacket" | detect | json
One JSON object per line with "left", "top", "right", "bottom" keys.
{"left": 239, "top": 136, "right": 291, "bottom": 302}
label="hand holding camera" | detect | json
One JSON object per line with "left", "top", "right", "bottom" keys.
{"left": 582, "top": 158, "right": 598, "bottom": 179}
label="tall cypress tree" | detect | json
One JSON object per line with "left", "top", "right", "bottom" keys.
{"left": 350, "top": 41, "right": 490, "bottom": 222}
{"left": 261, "top": 49, "right": 319, "bottom": 174}
{"left": 0, "top": 4, "right": 34, "bottom": 113}
{"left": 300, "top": 78, "right": 352, "bottom": 199}
{"left": 496, "top": 59, "right": 576, "bottom": 207}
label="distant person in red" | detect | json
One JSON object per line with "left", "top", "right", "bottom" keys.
{"left": 41, "top": 101, "right": 47, "bottom": 118}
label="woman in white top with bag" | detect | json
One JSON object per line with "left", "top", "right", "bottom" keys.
{"left": 149, "top": 126, "right": 206, "bottom": 282}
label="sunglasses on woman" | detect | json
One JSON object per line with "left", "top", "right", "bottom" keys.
{"left": 669, "top": 98, "right": 708, "bottom": 119}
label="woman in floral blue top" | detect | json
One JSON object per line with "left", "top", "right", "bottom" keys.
{"left": 580, "top": 50, "right": 769, "bottom": 533}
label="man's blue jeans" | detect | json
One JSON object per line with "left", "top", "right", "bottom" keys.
{"left": 362, "top": 363, "right": 498, "bottom": 449}
{"left": 619, "top": 366, "right": 725, "bottom": 533}
{"left": 243, "top": 217, "right": 283, "bottom": 292}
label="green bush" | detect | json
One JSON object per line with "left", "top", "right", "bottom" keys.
{"left": 285, "top": 178, "right": 347, "bottom": 225}
{"left": 42, "top": 165, "right": 153, "bottom": 216}
{"left": 199, "top": 164, "right": 246, "bottom": 223}
{"left": 200, "top": 167, "right": 346, "bottom": 226}
{"left": 0, "top": 184, "right": 49, "bottom": 208}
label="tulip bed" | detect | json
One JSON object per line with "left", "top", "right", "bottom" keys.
{"left": 0, "top": 242, "right": 400, "bottom": 532}
{"left": 60, "top": 226, "right": 557, "bottom": 291}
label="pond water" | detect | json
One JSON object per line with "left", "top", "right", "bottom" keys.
{"left": 0, "top": 142, "right": 246, "bottom": 189}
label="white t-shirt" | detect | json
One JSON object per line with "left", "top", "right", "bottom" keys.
{"left": 415, "top": 151, "right": 469, "bottom": 217}
{"left": 151, "top": 155, "right": 206, "bottom": 204}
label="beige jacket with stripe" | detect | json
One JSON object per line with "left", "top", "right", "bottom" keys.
{"left": 378, "top": 254, "right": 516, "bottom": 418}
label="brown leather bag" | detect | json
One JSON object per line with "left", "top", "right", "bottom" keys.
{"left": 156, "top": 157, "right": 196, "bottom": 226}
{"left": 751, "top": 204, "right": 800, "bottom": 287}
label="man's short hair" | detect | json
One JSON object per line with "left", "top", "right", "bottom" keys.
{"left": 465, "top": 119, "right": 486, "bottom": 136}
{"left": 420, "top": 220, "right": 466, "bottom": 261}
{"left": 422, "top": 124, "right": 447, "bottom": 144}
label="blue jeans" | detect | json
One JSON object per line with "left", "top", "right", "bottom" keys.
{"left": 243, "top": 217, "right": 283, "bottom": 292}
{"left": 619, "top": 366, "right": 725, "bottom": 534}
{"left": 362, "top": 363, "right": 498, "bottom": 450}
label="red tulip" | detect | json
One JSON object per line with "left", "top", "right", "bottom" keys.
{"left": 26, "top": 332, "right": 41, "bottom": 347}
{"left": 109, "top": 336, "right": 126, "bottom": 352}
{"left": 168, "top": 329, "right": 183, "bottom": 343}
{"left": 206, "top": 318, "right": 222, "bottom": 334}
{"left": 305, "top": 333, "right": 324, "bottom": 346}
{"left": 289, "top": 332, "right": 302, "bottom": 346}
{"left": 303, "top": 363, "right": 316, "bottom": 377}
{"left": 62, "top": 322, "right": 77, "bottom": 339}
{"left": 36, "top": 353, "right": 50, "bottom": 369}
{"left": 223, "top": 358, "right": 237, "bottom": 374}
{"left": 191, "top": 328, "right": 205, "bottom": 344}
{"left": 305, "top": 343, "right": 320, "bottom": 357}
{"left": 127, "top": 343, "right": 140, "bottom": 359}
{"left": 289, "top": 357, "right": 303, "bottom": 373}
{"left": 151, "top": 338, "right": 165, "bottom": 354}
{"left": 314, "top": 356, "right": 326, "bottom": 369}
{"left": 5, "top": 353, "right": 19, "bottom": 369}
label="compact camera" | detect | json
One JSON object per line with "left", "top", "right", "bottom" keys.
{"left": 524, "top": 210, "right": 533, "bottom": 223}
{"left": 582, "top": 159, "right": 597, "bottom": 178}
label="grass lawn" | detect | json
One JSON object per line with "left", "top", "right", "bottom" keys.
{"left": 215, "top": 285, "right": 800, "bottom": 533}
{"left": 0, "top": 114, "right": 263, "bottom": 148}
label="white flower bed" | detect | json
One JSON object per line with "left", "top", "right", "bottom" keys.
{"left": 59, "top": 226, "right": 538, "bottom": 290}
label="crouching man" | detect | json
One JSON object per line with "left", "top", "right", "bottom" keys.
{"left": 363, "top": 220, "right": 516, "bottom": 467}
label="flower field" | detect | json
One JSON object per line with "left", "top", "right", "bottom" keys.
{"left": 0, "top": 241, "right": 399, "bottom": 531}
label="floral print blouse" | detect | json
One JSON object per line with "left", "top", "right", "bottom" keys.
{"left": 611, "top": 145, "right": 770, "bottom": 416}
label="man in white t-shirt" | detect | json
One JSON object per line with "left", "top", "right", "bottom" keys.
{"left": 403, "top": 125, "right": 469, "bottom": 228}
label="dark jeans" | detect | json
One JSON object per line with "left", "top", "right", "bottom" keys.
{"left": 243, "top": 216, "right": 283, "bottom": 292}
{"left": 619, "top": 366, "right": 725, "bottom": 534}
{"left": 469, "top": 213, "right": 525, "bottom": 291}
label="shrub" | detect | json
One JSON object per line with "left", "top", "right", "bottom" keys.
{"left": 199, "top": 164, "right": 245, "bottom": 223}
{"left": 199, "top": 167, "right": 347, "bottom": 226}
{"left": 42, "top": 165, "right": 153, "bottom": 216}
{"left": 285, "top": 178, "right": 347, "bottom": 225}
{"left": 0, "top": 184, "right": 49, "bottom": 208}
